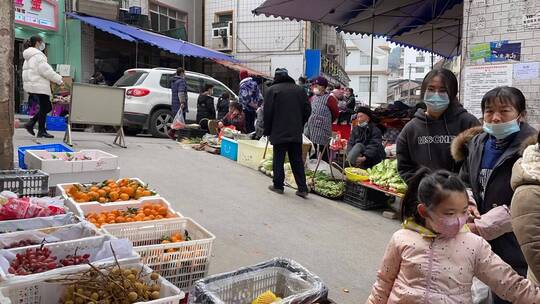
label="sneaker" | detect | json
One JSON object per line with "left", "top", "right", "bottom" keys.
{"left": 296, "top": 191, "right": 309, "bottom": 199}
{"left": 24, "top": 124, "right": 35, "bottom": 136}
{"left": 37, "top": 132, "right": 54, "bottom": 138}
{"left": 268, "top": 185, "right": 284, "bottom": 194}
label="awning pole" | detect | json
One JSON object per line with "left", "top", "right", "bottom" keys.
{"left": 368, "top": 0, "right": 375, "bottom": 108}
{"left": 135, "top": 41, "right": 139, "bottom": 68}
{"left": 431, "top": 23, "right": 434, "bottom": 69}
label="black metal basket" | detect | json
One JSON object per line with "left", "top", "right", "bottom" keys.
{"left": 176, "top": 127, "right": 208, "bottom": 140}
{"left": 0, "top": 169, "right": 49, "bottom": 197}
{"left": 343, "top": 181, "right": 389, "bottom": 210}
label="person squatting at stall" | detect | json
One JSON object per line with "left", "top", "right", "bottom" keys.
{"left": 346, "top": 107, "right": 386, "bottom": 169}
{"left": 218, "top": 101, "right": 246, "bottom": 134}
{"left": 366, "top": 169, "right": 540, "bottom": 304}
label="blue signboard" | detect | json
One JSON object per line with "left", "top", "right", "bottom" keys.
{"left": 305, "top": 49, "right": 321, "bottom": 80}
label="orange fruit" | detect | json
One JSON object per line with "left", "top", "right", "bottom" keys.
{"left": 119, "top": 193, "right": 130, "bottom": 201}
{"left": 102, "top": 186, "right": 111, "bottom": 193}
{"left": 78, "top": 194, "right": 89, "bottom": 202}
{"left": 98, "top": 197, "right": 107, "bottom": 203}
{"left": 144, "top": 209, "right": 152, "bottom": 216}
{"left": 125, "top": 187, "right": 135, "bottom": 198}
{"left": 109, "top": 191, "right": 119, "bottom": 201}
{"left": 156, "top": 215, "right": 163, "bottom": 220}
{"left": 87, "top": 191, "right": 99, "bottom": 200}
{"left": 97, "top": 189, "right": 107, "bottom": 197}
{"left": 143, "top": 217, "right": 151, "bottom": 221}
{"left": 90, "top": 186, "right": 99, "bottom": 192}
{"left": 157, "top": 206, "right": 168, "bottom": 216}
{"left": 162, "top": 240, "right": 170, "bottom": 244}
{"left": 119, "top": 186, "right": 128, "bottom": 194}
{"left": 142, "top": 190, "right": 152, "bottom": 197}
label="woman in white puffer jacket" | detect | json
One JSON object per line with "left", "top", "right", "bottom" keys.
{"left": 22, "top": 36, "right": 63, "bottom": 138}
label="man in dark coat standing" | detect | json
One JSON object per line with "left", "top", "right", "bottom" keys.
{"left": 264, "top": 68, "right": 311, "bottom": 198}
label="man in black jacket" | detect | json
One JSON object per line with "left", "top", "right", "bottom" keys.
{"left": 264, "top": 68, "right": 311, "bottom": 198}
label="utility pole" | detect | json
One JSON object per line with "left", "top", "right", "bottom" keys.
{"left": 0, "top": 0, "right": 14, "bottom": 169}
{"left": 408, "top": 64, "right": 412, "bottom": 102}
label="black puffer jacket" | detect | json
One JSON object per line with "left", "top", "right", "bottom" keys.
{"left": 452, "top": 123, "right": 538, "bottom": 275}
{"left": 347, "top": 123, "right": 386, "bottom": 168}
{"left": 396, "top": 102, "right": 480, "bottom": 183}
{"left": 263, "top": 75, "right": 311, "bottom": 145}
{"left": 196, "top": 94, "right": 216, "bottom": 123}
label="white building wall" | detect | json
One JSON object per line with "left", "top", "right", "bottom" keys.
{"left": 401, "top": 48, "right": 434, "bottom": 81}
{"left": 344, "top": 34, "right": 389, "bottom": 106}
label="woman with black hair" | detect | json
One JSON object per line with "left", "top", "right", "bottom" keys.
{"left": 216, "top": 92, "right": 231, "bottom": 120}
{"left": 452, "top": 86, "right": 538, "bottom": 304}
{"left": 396, "top": 68, "right": 480, "bottom": 183}
{"left": 22, "top": 35, "right": 63, "bottom": 138}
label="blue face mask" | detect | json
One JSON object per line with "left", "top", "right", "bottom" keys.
{"left": 424, "top": 91, "right": 450, "bottom": 113}
{"left": 483, "top": 119, "right": 521, "bottom": 139}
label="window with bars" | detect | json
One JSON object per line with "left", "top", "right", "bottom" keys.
{"left": 416, "top": 56, "right": 425, "bottom": 62}
{"left": 415, "top": 67, "right": 424, "bottom": 73}
{"left": 359, "top": 77, "right": 378, "bottom": 92}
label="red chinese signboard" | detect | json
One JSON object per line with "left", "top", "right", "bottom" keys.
{"left": 13, "top": 0, "right": 58, "bottom": 31}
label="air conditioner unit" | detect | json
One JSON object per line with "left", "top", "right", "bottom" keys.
{"left": 212, "top": 21, "right": 232, "bottom": 38}
{"left": 212, "top": 37, "right": 232, "bottom": 51}
{"left": 326, "top": 44, "right": 337, "bottom": 56}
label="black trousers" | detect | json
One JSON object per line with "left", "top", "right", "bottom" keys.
{"left": 244, "top": 110, "right": 256, "bottom": 133}
{"left": 273, "top": 143, "right": 308, "bottom": 193}
{"left": 27, "top": 93, "right": 52, "bottom": 134}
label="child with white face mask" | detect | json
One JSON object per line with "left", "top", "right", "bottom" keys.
{"left": 366, "top": 169, "right": 540, "bottom": 304}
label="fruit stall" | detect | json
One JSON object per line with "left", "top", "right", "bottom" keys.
{"left": 0, "top": 144, "right": 334, "bottom": 304}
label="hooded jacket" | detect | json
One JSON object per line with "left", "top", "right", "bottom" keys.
{"left": 396, "top": 103, "right": 480, "bottom": 183}
{"left": 452, "top": 123, "right": 538, "bottom": 273}
{"left": 366, "top": 221, "right": 540, "bottom": 304}
{"left": 263, "top": 75, "right": 311, "bottom": 145}
{"left": 511, "top": 144, "right": 540, "bottom": 284}
{"left": 171, "top": 75, "right": 188, "bottom": 114}
{"left": 22, "top": 47, "right": 63, "bottom": 96}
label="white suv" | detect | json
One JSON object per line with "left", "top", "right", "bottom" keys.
{"left": 115, "top": 68, "right": 237, "bottom": 137}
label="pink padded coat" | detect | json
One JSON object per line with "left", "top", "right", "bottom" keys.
{"left": 366, "top": 223, "right": 540, "bottom": 303}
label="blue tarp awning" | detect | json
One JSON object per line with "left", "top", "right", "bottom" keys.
{"left": 253, "top": 0, "right": 463, "bottom": 58}
{"left": 67, "top": 13, "right": 238, "bottom": 62}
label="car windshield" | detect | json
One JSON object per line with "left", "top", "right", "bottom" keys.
{"left": 114, "top": 71, "right": 148, "bottom": 87}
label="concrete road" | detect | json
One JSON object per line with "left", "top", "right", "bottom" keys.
{"left": 12, "top": 129, "right": 399, "bottom": 303}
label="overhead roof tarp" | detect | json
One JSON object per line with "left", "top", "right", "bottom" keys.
{"left": 213, "top": 60, "right": 271, "bottom": 78}
{"left": 67, "top": 13, "right": 238, "bottom": 62}
{"left": 253, "top": 0, "right": 463, "bottom": 58}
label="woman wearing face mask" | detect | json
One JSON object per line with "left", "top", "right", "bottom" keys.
{"left": 304, "top": 76, "right": 339, "bottom": 161}
{"left": 346, "top": 107, "right": 386, "bottom": 168}
{"left": 22, "top": 35, "right": 63, "bottom": 138}
{"left": 396, "top": 68, "right": 480, "bottom": 184}
{"left": 452, "top": 86, "right": 538, "bottom": 304}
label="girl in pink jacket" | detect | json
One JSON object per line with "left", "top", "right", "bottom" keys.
{"left": 367, "top": 169, "right": 540, "bottom": 304}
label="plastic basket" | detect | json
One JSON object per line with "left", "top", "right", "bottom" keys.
{"left": 343, "top": 181, "right": 390, "bottom": 210}
{"left": 24, "top": 149, "right": 119, "bottom": 174}
{"left": 0, "top": 169, "right": 49, "bottom": 197}
{"left": 45, "top": 115, "right": 67, "bottom": 132}
{"left": 220, "top": 137, "right": 238, "bottom": 161}
{"left": 57, "top": 178, "right": 158, "bottom": 209}
{"left": 344, "top": 167, "right": 369, "bottom": 182}
{"left": 77, "top": 197, "right": 182, "bottom": 223}
{"left": 0, "top": 262, "right": 185, "bottom": 304}
{"left": 0, "top": 235, "right": 140, "bottom": 283}
{"left": 102, "top": 217, "right": 215, "bottom": 291}
{"left": 237, "top": 140, "right": 273, "bottom": 171}
{"left": 177, "top": 128, "right": 208, "bottom": 140}
{"left": 189, "top": 258, "right": 328, "bottom": 304}
{"left": 18, "top": 144, "right": 73, "bottom": 169}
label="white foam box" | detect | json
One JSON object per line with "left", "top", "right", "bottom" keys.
{"left": 47, "top": 167, "right": 121, "bottom": 188}
{"left": 24, "top": 150, "right": 119, "bottom": 174}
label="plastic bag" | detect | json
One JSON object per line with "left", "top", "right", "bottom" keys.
{"left": 171, "top": 109, "right": 186, "bottom": 130}
{"left": 472, "top": 277, "right": 493, "bottom": 304}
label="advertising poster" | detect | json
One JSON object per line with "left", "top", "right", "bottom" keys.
{"left": 469, "top": 43, "right": 491, "bottom": 61}
{"left": 488, "top": 41, "right": 521, "bottom": 62}
{"left": 463, "top": 64, "right": 513, "bottom": 117}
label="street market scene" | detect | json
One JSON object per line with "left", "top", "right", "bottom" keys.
{"left": 1, "top": 0, "right": 540, "bottom": 303}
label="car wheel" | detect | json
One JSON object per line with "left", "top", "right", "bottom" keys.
{"left": 123, "top": 127, "right": 143, "bottom": 136}
{"left": 149, "top": 109, "right": 173, "bottom": 138}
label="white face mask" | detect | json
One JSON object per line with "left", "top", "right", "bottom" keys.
{"left": 38, "top": 43, "right": 46, "bottom": 51}
{"left": 313, "top": 88, "right": 321, "bottom": 95}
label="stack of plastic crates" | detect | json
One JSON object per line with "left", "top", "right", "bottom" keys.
{"left": 343, "top": 181, "right": 390, "bottom": 210}
{"left": 0, "top": 169, "right": 49, "bottom": 197}
{"left": 189, "top": 258, "right": 328, "bottom": 304}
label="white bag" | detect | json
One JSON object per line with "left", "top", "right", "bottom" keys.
{"left": 171, "top": 109, "right": 186, "bottom": 130}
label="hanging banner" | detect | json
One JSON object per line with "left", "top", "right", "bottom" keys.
{"left": 463, "top": 64, "right": 513, "bottom": 118}
{"left": 13, "top": 0, "right": 59, "bottom": 31}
